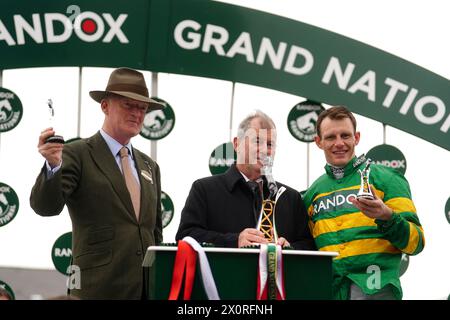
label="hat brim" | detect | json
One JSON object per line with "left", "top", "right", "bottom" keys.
{"left": 89, "top": 90, "right": 164, "bottom": 111}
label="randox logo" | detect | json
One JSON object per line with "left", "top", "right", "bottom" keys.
{"left": 0, "top": 9, "right": 128, "bottom": 46}
{"left": 287, "top": 100, "right": 325, "bottom": 142}
{"left": 0, "top": 182, "right": 19, "bottom": 227}
{"left": 140, "top": 97, "right": 175, "bottom": 140}
{"left": 312, "top": 189, "right": 357, "bottom": 216}
{"left": 51, "top": 231, "right": 72, "bottom": 275}
{"left": 367, "top": 144, "right": 407, "bottom": 175}
{"left": 372, "top": 159, "right": 406, "bottom": 169}
{"left": 209, "top": 142, "right": 236, "bottom": 175}
{"left": 0, "top": 88, "right": 23, "bottom": 133}
{"left": 161, "top": 191, "right": 174, "bottom": 228}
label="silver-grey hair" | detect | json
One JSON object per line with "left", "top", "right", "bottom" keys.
{"left": 236, "top": 110, "right": 276, "bottom": 139}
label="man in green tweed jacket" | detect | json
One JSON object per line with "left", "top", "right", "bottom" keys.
{"left": 303, "top": 106, "right": 424, "bottom": 300}
{"left": 30, "top": 68, "right": 164, "bottom": 299}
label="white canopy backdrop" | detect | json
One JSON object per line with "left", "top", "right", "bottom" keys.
{"left": 0, "top": 0, "right": 449, "bottom": 299}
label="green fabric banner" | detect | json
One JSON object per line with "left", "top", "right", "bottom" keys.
{"left": 1, "top": 0, "right": 449, "bottom": 150}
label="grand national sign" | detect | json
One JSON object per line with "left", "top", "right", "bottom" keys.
{"left": 1, "top": 0, "right": 449, "bottom": 151}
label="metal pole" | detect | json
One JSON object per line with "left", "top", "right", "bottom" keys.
{"left": 306, "top": 143, "right": 310, "bottom": 188}
{"left": 229, "top": 82, "right": 235, "bottom": 142}
{"left": 150, "top": 72, "right": 158, "bottom": 160}
{"left": 383, "top": 123, "right": 387, "bottom": 144}
{"left": 77, "top": 67, "right": 82, "bottom": 138}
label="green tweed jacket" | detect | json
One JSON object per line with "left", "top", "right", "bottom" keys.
{"left": 30, "top": 131, "right": 163, "bottom": 299}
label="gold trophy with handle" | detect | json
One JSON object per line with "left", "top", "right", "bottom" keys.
{"left": 256, "top": 155, "right": 286, "bottom": 242}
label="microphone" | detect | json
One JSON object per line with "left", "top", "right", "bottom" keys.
{"left": 260, "top": 155, "right": 278, "bottom": 198}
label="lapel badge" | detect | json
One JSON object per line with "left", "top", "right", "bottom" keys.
{"left": 141, "top": 170, "right": 153, "bottom": 184}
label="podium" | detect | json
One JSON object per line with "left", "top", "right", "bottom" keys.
{"left": 143, "top": 246, "right": 338, "bottom": 300}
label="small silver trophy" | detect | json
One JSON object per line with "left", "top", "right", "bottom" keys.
{"left": 357, "top": 158, "right": 375, "bottom": 200}
{"left": 45, "top": 99, "right": 65, "bottom": 144}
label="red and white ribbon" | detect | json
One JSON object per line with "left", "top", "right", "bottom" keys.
{"left": 183, "top": 236, "right": 220, "bottom": 300}
{"left": 168, "top": 239, "right": 197, "bottom": 300}
{"left": 168, "top": 237, "right": 219, "bottom": 300}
